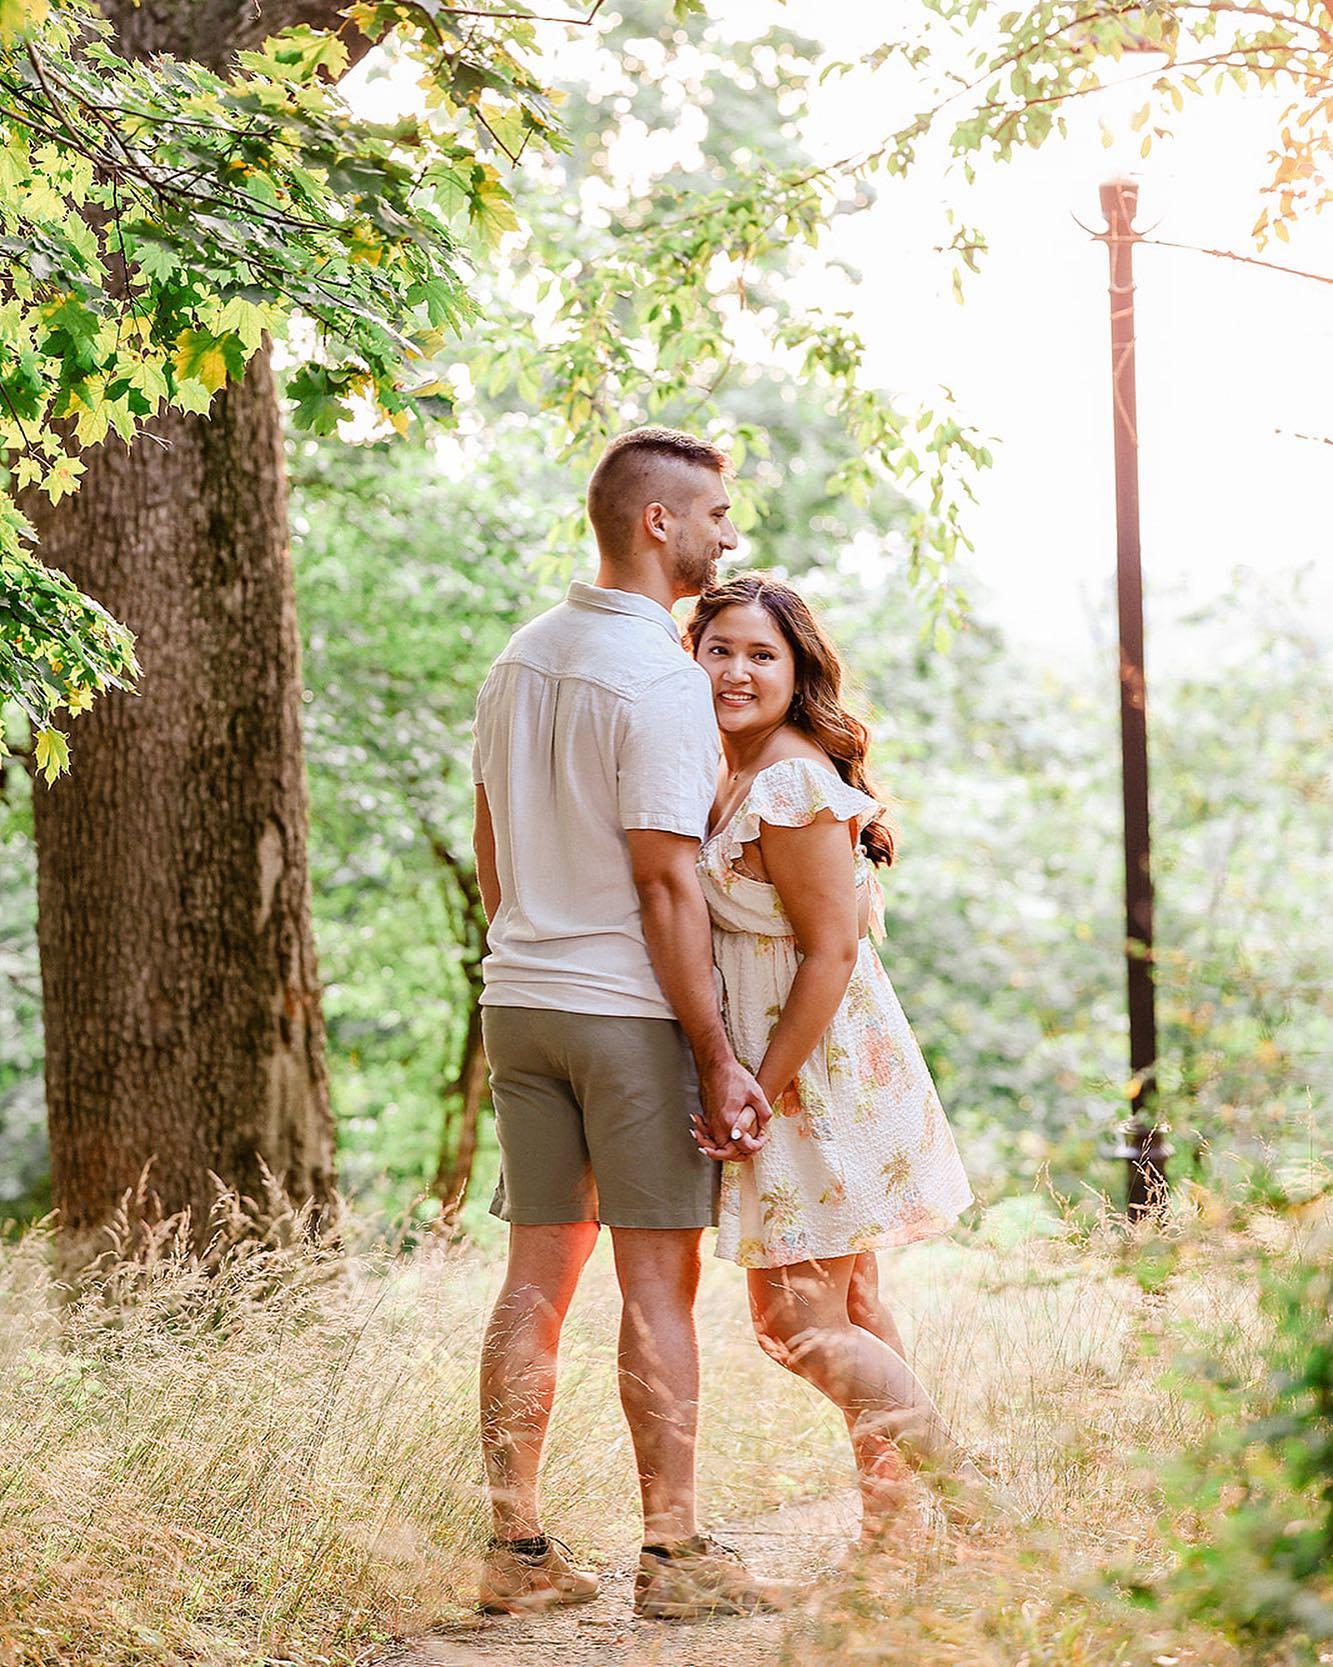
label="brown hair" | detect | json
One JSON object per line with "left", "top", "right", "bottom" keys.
{"left": 686, "top": 572, "right": 896, "bottom": 867}
{"left": 586, "top": 427, "right": 733, "bottom": 561}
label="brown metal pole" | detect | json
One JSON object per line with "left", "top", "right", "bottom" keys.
{"left": 1098, "top": 177, "right": 1169, "bottom": 1218}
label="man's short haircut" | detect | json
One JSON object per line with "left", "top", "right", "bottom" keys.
{"left": 586, "top": 426, "right": 733, "bottom": 562}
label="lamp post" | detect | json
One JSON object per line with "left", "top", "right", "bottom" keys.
{"left": 1096, "top": 176, "right": 1170, "bottom": 1218}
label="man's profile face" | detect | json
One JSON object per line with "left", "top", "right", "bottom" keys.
{"left": 666, "top": 468, "right": 739, "bottom": 597}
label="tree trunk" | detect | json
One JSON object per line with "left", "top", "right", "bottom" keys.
{"left": 26, "top": 346, "right": 336, "bottom": 1273}
{"left": 432, "top": 993, "right": 488, "bottom": 1229}
{"left": 19, "top": 0, "right": 377, "bottom": 1275}
{"left": 424, "top": 840, "right": 490, "bottom": 1230}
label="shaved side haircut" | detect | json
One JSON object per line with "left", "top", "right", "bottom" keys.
{"left": 586, "top": 427, "right": 733, "bottom": 563}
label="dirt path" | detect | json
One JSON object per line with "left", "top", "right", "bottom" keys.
{"left": 376, "top": 1491, "right": 860, "bottom": 1667}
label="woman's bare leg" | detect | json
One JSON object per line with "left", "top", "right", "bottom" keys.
{"left": 748, "top": 1255, "right": 978, "bottom": 1534}
{"left": 841, "top": 1253, "right": 911, "bottom": 1529}
{"left": 846, "top": 1251, "right": 906, "bottom": 1355}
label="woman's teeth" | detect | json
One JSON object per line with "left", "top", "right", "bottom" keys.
{"left": 718, "top": 692, "right": 754, "bottom": 706}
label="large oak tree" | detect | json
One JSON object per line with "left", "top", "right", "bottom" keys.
{"left": 8, "top": 0, "right": 554, "bottom": 1267}
{"left": 29, "top": 1, "right": 368, "bottom": 1268}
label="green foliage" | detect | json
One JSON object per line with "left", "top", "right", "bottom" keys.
{"left": 7, "top": 0, "right": 1329, "bottom": 773}
{"left": 809, "top": 569, "right": 1330, "bottom": 1201}
{"left": 291, "top": 425, "right": 564, "bottom": 1218}
{"left": 0, "top": 729, "right": 44, "bottom": 1223}
{"left": 0, "top": 0, "right": 560, "bottom": 766}
{"left": 0, "top": 0, "right": 993, "bottom": 780}
{"left": 463, "top": 3, "right": 989, "bottom": 619}
{"left": 1161, "top": 1232, "right": 1333, "bottom": 1646}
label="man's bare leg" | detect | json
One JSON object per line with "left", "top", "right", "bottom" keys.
{"left": 479, "top": 1221, "right": 600, "bottom": 1540}
{"left": 610, "top": 1226, "right": 703, "bottom": 1546}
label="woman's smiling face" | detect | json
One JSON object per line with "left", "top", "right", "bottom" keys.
{"left": 695, "top": 601, "right": 797, "bottom": 738}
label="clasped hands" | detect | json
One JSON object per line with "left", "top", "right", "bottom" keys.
{"left": 690, "top": 1056, "right": 773, "bottom": 1163}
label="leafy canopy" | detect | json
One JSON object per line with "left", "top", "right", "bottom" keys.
{"left": 0, "top": 0, "right": 563, "bottom": 769}
{"left": 5, "top": 0, "right": 1326, "bottom": 777}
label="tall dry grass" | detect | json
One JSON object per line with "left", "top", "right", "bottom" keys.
{"left": 0, "top": 1184, "right": 1321, "bottom": 1666}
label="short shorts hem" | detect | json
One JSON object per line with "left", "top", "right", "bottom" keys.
{"left": 596, "top": 1214, "right": 718, "bottom": 1232}
{"left": 489, "top": 1202, "right": 598, "bottom": 1226}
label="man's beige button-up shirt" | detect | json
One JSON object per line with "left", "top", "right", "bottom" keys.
{"left": 472, "top": 582, "right": 720, "bottom": 1020}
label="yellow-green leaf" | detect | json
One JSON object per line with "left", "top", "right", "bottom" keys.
{"left": 34, "top": 726, "right": 70, "bottom": 784}
{"left": 42, "top": 454, "right": 85, "bottom": 504}
{"left": 172, "top": 328, "right": 242, "bottom": 393}
{"left": 0, "top": 0, "right": 48, "bottom": 45}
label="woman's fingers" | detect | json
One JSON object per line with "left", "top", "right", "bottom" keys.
{"left": 691, "top": 1112, "right": 766, "bottom": 1161}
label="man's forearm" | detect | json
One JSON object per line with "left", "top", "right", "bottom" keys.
{"left": 636, "top": 874, "right": 732, "bottom": 1067}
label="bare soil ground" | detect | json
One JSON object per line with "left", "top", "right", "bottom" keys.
{"left": 374, "top": 1491, "right": 862, "bottom": 1667}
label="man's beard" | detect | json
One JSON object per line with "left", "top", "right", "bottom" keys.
{"left": 676, "top": 541, "right": 718, "bottom": 594}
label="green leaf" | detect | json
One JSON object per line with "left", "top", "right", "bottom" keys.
{"left": 287, "top": 364, "right": 353, "bottom": 436}
{"left": 0, "top": 0, "right": 48, "bottom": 45}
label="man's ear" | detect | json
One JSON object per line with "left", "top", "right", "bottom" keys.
{"left": 643, "top": 501, "right": 670, "bottom": 544}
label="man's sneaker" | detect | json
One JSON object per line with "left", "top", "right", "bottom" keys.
{"left": 633, "top": 1533, "right": 803, "bottom": 1621}
{"left": 478, "top": 1533, "right": 600, "bottom": 1615}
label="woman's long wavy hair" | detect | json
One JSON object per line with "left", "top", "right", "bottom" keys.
{"left": 686, "top": 572, "right": 896, "bottom": 867}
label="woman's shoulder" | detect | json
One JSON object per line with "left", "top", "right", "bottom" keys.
{"left": 742, "top": 750, "right": 875, "bottom": 834}
{"left": 752, "top": 737, "right": 838, "bottom": 785}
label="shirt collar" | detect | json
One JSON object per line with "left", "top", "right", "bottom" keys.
{"left": 566, "top": 581, "right": 683, "bottom": 645}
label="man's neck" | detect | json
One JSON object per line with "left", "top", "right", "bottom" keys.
{"left": 593, "top": 562, "right": 679, "bottom": 617}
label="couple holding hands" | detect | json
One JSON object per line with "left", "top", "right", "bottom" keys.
{"left": 470, "top": 426, "right": 984, "bottom": 1622}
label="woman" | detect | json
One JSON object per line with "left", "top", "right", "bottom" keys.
{"left": 686, "top": 572, "right": 990, "bottom": 1539}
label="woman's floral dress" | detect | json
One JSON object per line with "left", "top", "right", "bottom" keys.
{"left": 698, "top": 757, "right": 973, "bottom": 1269}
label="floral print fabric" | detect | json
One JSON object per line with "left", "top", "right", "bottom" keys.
{"left": 698, "top": 757, "right": 973, "bottom": 1268}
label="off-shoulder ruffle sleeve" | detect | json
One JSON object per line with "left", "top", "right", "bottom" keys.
{"left": 723, "top": 756, "right": 880, "bottom": 869}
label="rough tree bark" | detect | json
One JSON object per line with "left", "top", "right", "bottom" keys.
{"left": 28, "top": 1, "right": 370, "bottom": 1272}
{"left": 432, "top": 994, "right": 488, "bottom": 1228}
{"left": 425, "top": 833, "right": 490, "bottom": 1228}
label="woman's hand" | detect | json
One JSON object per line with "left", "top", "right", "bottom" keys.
{"left": 690, "top": 1099, "right": 767, "bottom": 1162}
{"left": 691, "top": 1053, "right": 770, "bottom": 1161}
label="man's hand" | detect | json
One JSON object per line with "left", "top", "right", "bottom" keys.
{"left": 691, "top": 1055, "right": 771, "bottom": 1162}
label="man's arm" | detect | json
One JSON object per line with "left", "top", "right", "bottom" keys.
{"left": 473, "top": 784, "right": 501, "bottom": 923}
{"left": 624, "top": 828, "right": 769, "bottom": 1160}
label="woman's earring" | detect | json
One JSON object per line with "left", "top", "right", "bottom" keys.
{"left": 788, "top": 691, "right": 804, "bottom": 721}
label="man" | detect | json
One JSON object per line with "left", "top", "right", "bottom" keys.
{"left": 471, "top": 427, "right": 791, "bottom": 1621}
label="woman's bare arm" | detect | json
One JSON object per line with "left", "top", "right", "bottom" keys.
{"left": 753, "top": 812, "right": 860, "bottom": 1105}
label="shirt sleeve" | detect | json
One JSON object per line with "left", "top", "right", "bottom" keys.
{"left": 617, "top": 664, "right": 719, "bottom": 839}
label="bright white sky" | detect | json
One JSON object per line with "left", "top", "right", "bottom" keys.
{"left": 737, "top": 1, "right": 1333, "bottom": 656}
{"left": 349, "top": 5, "right": 1333, "bottom": 660}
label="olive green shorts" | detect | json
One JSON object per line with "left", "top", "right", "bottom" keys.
{"left": 482, "top": 1005, "right": 720, "bottom": 1230}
